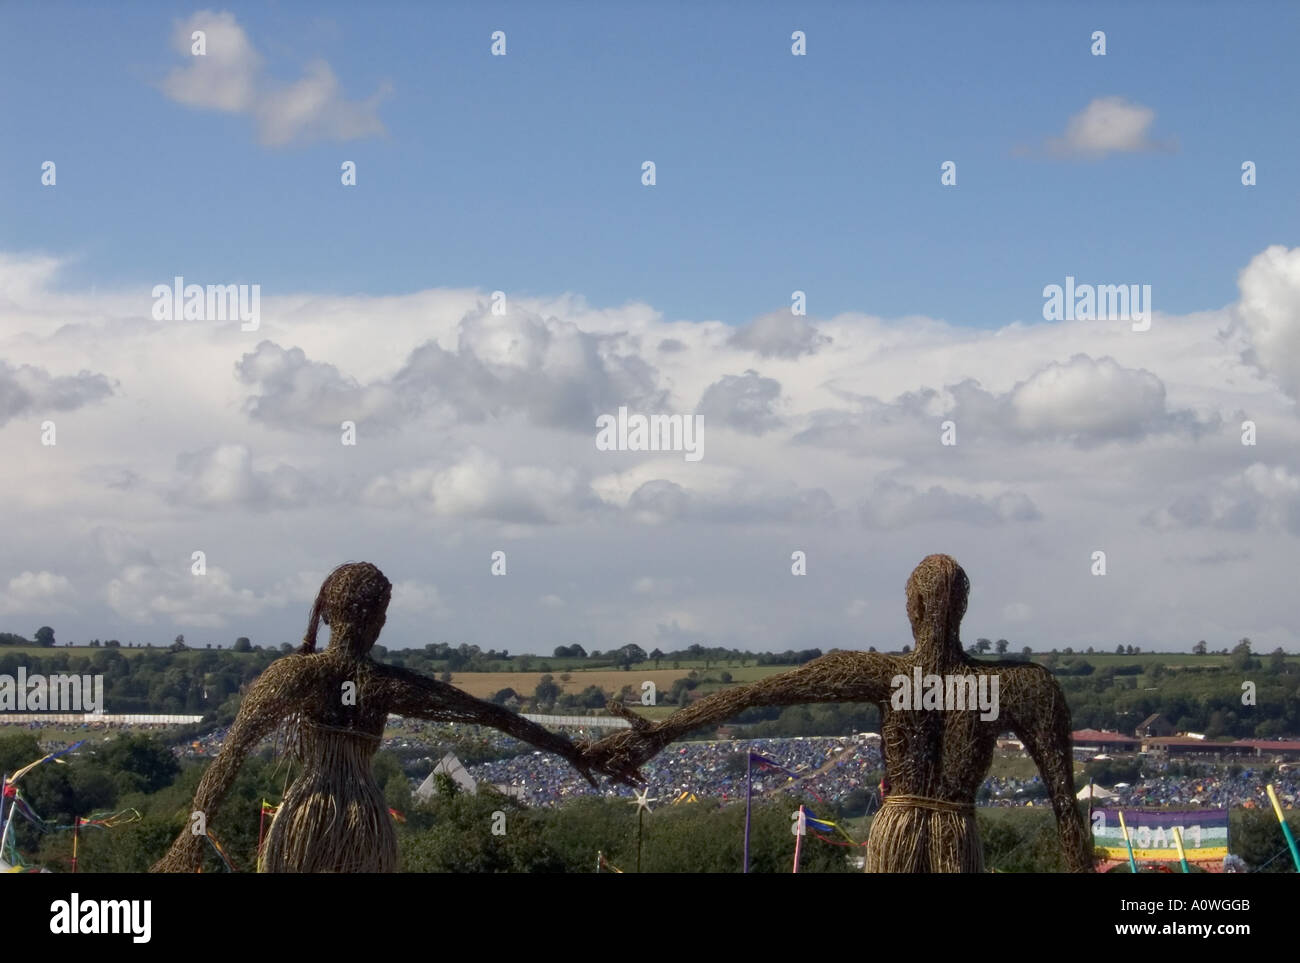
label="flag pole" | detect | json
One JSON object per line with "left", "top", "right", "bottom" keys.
{"left": 257, "top": 800, "right": 268, "bottom": 873}
{"left": 71, "top": 817, "right": 81, "bottom": 874}
{"left": 1266, "top": 784, "right": 1300, "bottom": 872}
{"left": 0, "top": 776, "right": 16, "bottom": 866}
{"left": 1117, "top": 810, "right": 1138, "bottom": 874}
{"left": 792, "top": 805, "right": 805, "bottom": 874}
{"left": 743, "top": 752, "right": 752, "bottom": 874}
{"left": 1171, "top": 826, "right": 1190, "bottom": 874}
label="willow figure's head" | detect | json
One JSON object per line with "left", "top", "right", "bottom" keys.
{"left": 301, "top": 562, "right": 392, "bottom": 657}
{"left": 904, "top": 554, "right": 969, "bottom": 656}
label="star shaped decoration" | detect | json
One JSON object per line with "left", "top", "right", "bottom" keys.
{"left": 631, "top": 787, "right": 658, "bottom": 815}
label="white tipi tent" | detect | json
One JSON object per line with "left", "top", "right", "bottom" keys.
{"left": 415, "top": 752, "right": 477, "bottom": 799}
{"left": 1077, "top": 783, "right": 1117, "bottom": 800}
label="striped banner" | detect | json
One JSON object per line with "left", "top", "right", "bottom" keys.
{"left": 1091, "top": 808, "right": 1229, "bottom": 862}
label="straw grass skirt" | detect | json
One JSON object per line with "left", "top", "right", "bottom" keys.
{"left": 864, "top": 795, "right": 983, "bottom": 873}
{"left": 261, "top": 727, "right": 397, "bottom": 873}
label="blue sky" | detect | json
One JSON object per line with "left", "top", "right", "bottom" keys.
{"left": 3, "top": 2, "right": 1297, "bottom": 328}
{"left": 3, "top": 4, "right": 1300, "bottom": 653}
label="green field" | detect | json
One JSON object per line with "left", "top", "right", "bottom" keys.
{"left": 0, "top": 644, "right": 268, "bottom": 659}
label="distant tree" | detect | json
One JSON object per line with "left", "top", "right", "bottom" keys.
{"left": 279, "top": 642, "right": 294, "bottom": 654}
{"left": 1021, "top": 646, "right": 1032, "bottom": 657}
{"left": 233, "top": 637, "right": 252, "bottom": 652}
{"left": 615, "top": 643, "right": 647, "bottom": 666}
{"left": 651, "top": 648, "right": 664, "bottom": 668}
{"left": 1063, "top": 647, "right": 1073, "bottom": 655}
{"left": 1193, "top": 640, "right": 1207, "bottom": 655}
{"left": 976, "top": 638, "right": 991, "bottom": 652}
{"left": 105, "top": 639, "right": 120, "bottom": 648}
{"left": 174, "top": 634, "right": 185, "bottom": 646}
{"left": 490, "top": 688, "right": 520, "bottom": 706}
{"left": 431, "top": 773, "right": 459, "bottom": 799}
{"left": 534, "top": 674, "right": 560, "bottom": 707}
{"left": 995, "top": 639, "right": 1009, "bottom": 655}
{"left": 1269, "top": 648, "right": 1286, "bottom": 674}
{"left": 1230, "top": 640, "right": 1259, "bottom": 672}
{"left": 102, "top": 734, "right": 181, "bottom": 794}
{"left": 384, "top": 772, "right": 412, "bottom": 815}
{"left": 1085, "top": 646, "right": 1094, "bottom": 655}
{"left": 1116, "top": 644, "right": 1125, "bottom": 655}
{"left": 34, "top": 626, "right": 55, "bottom": 647}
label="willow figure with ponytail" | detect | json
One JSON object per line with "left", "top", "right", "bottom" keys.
{"left": 153, "top": 562, "right": 613, "bottom": 872}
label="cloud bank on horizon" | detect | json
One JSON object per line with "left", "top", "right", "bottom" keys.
{"left": 2, "top": 243, "right": 1299, "bottom": 653}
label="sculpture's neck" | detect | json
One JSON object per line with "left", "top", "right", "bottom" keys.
{"left": 323, "top": 624, "right": 373, "bottom": 659}
{"left": 912, "top": 631, "right": 964, "bottom": 669}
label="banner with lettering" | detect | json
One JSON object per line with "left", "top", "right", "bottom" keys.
{"left": 1090, "top": 808, "right": 1229, "bottom": 862}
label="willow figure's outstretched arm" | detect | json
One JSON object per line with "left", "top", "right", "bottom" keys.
{"left": 1005, "top": 664, "right": 1094, "bottom": 873}
{"left": 152, "top": 658, "right": 307, "bottom": 872}
{"left": 587, "top": 650, "right": 903, "bottom": 782}
{"left": 376, "top": 664, "right": 620, "bottom": 785}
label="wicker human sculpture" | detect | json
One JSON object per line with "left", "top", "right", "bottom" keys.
{"left": 590, "top": 554, "right": 1094, "bottom": 872}
{"left": 152, "top": 562, "right": 611, "bottom": 873}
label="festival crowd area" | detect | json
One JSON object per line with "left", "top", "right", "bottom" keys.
{"left": 468, "top": 734, "right": 885, "bottom": 807}
{"left": 465, "top": 736, "right": 1300, "bottom": 810}
{"left": 16, "top": 716, "right": 1299, "bottom": 812}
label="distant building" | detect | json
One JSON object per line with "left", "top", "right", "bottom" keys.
{"left": 1072, "top": 729, "right": 1139, "bottom": 753}
{"left": 1142, "top": 737, "right": 1252, "bottom": 758}
{"left": 1135, "top": 713, "right": 1176, "bottom": 739}
{"left": 1236, "top": 739, "right": 1300, "bottom": 761}
{"left": 1125, "top": 735, "right": 1300, "bottom": 760}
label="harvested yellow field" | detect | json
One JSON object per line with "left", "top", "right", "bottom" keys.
{"left": 440, "top": 668, "right": 696, "bottom": 700}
